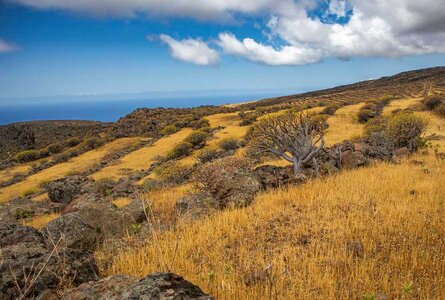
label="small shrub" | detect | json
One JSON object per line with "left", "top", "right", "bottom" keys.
{"left": 153, "top": 162, "right": 193, "bottom": 185}
{"left": 161, "top": 125, "right": 178, "bottom": 136}
{"left": 15, "top": 150, "right": 40, "bottom": 163}
{"left": 196, "top": 148, "right": 220, "bottom": 163}
{"left": 21, "top": 188, "right": 37, "bottom": 197}
{"left": 239, "top": 115, "right": 257, "bottom": 126}
{"left": 321, "top": 104, "right": 339, "bottom": 115}
{"left": 46, "top": 143, "right": 64, "bottom": 154}
{"left": 192, "top": 119, "right": 210, "bottom": 129}
{"left": 66, "top": 137, "right": 82, "bottom": 147}
{"left": 358, "top": 109, "right": 377, "bottom": 123}
{"left": 388, "top": 111, "right": 428, "bottom": 151}
{"left": 165, "top": 142, "right": 193, "bottom": 161}
{"left": 77, "top": 137, "right": 102, "bottom": 151}
{"left": 96, "top": 178, "right": 116, "bottom": 197}
{"left": 184, "top": 130, "right": 209, "bottom": 147}
{"left": 423, "top": 95, "right": 444, "bottom": 110}
{"left": 52, "top": 152, "right": 71, "bottom": 163}
{"left": 435, "top": 103, "right": 445, "bottom": 117}
{"left": 218, "top": 138, "right": 239, "bottom": 151}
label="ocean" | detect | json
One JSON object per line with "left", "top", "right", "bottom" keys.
{"left": 0, "top": 90, "right": 302, "bottom": 125}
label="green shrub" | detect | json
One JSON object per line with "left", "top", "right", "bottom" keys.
{"left": 66, "top": 137, "right": 82, "bottom": 147}
{"left": 153, "top": 162, "right": 193, "bottom": 185}
{"left": 46, "top": 143, "right": 64, "bottom": 154}
{"left": 184, "top": 130, "right": 209, "bottom": 147}
{"left": 15, "top": 150, "right": 40, "bottom": 163}
{"left": 218, "top": 138, "right": 239, "bottom": 151}
{"left": 435, "top": 103, "right": 445, "bottom": 117}
{"left": 192, "top": 119, "right": 210, "bottom": 129}
{"left": 197, "top": 148, "right": 220, "bottom": 163}
{"left": 239, "top": 115, "right": 257, "bottom": 126}
{"left": 21, "top": 188, "right": 37, "bottom": 197}
{"left": 52, "top": 151, "right": 71, "bottom": 163}
{"left": 423, "top": 95, "right": 444, "bottom": 110}
{"left": 321, "top": 104, "right": 339, "bottom": 115}
{"left": 165, "top": 142, "right": 193, "bottom": 160}
{"left": 358, "top": 109, "right": 377, "bottom": 123}
{"left": 161, "top": 125, "right": 178, "bottom": 136}
{"left": 77, "top": 137, "right": 102, "bottom": 151}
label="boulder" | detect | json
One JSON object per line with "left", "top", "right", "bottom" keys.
{"left": 341, "top": 150, "right": 367, "bottom": 169}
{"left": 121, "top": 199, "right": 147, "bottom": 223}
{"left": 45, "top": 175, "right": 93, "bottom": 204}
{"left": 0, "top": 222, "right": 98, "bottom": 299}
{"left": 394, "top": 147, "right": 411, "bottom": 157}
{"left": 43, "top": 213, "right": 98, "bottom": 251}
{"left": 254, "top": 165, "right": 295, "bottom": 189}
{"left": 62, "top": 196, "right": 136, "bottom": 240}
{"left": 64, "top": 272, "right": 213, "bottom": 300}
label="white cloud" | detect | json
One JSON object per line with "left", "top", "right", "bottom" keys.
{"left": 159, "top": 34, "right": 219, "bottom": 66}
{"left": 8, "top": 0, "right": 445, "bottom": 65}
{"left": 218, "top": 32, "right": 323, "bottom": 65}
{"left": 0, "top": 39, "right": 19, "bottom": 53}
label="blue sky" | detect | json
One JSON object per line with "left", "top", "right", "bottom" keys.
{"left": 1, "top": 0, "right": 444, "bottom": 101}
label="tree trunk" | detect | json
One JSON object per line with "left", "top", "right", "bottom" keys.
{"left": 292, "top": 159, "right": 302, "bottom": 176}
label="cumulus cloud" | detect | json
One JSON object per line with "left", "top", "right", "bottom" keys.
{"left": 7, "top": 0, "right": 297, "bottom": 19}
{"left": 9, "top": 0, "right": 445, "bottom": 65}
{"left": 159, "top": 34, "right": 219, "bottom": 66}
{"left": 218, "top": 32, "right": 322, "bottom": 65}
{"left": 0, "top": 39, "right": 19, "bottom": 53}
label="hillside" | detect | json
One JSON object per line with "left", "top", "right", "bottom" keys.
{"left": 0, "top": 66, "right": 444, "bottom": 299}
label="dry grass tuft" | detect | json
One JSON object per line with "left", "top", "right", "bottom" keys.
{"left": 112, "top": 197, "right": 132, "bottom": 208}
{"left": 98, "top": 153, "right": 445, "bottom": 299}
{"left": 22, "top": 213, "right": 60, "bottom": 229}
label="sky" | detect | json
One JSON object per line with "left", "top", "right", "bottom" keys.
{"left": 1, "top": 0, "right": 445, "bottom": 102}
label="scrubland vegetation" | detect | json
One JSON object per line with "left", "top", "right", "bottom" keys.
{"left": 1, "top": 68, "right": 445, "bottom": 299}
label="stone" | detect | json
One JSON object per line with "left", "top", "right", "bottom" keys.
{"left": 0, "top": 222, "right": 98, "bottom": 299}
{"left": 64, "top": 272, "right": 213, "bottom": 300}
{"left": 341, "top": 150, "right": 367, "bottom": 169}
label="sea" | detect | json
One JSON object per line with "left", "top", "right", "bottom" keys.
{"left": 0, "top": 89, "right": 307, "bottom": 125}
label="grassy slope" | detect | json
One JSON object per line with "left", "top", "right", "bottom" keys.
{"left": 99, "top": 152, "right": 445, "bottom": 299}
{"left": 0, "top": 137, "right": 141, "bottom": 203}
{"left": 95, "top": 99, "right": 445, "bottom": 299}
{"left": 91, "top": 128, "right": 193, "bottom": 181}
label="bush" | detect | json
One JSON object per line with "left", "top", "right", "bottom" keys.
{"left": 358, "top": 109, "right": 377, "bottom": 123}
{"left": 193, "top": 157, "right": 258, "bottom": 208}
{"left": 239, "top": 115, "right": 257, "bottom": 126}
{"left": 196, "top": 148, "right": 220, "bottom": 163}
{"left": 184, "top": 130, "right": 209, "bottom": 147}
{"left": 364, "top": 112, "right": 428, "bottom": 152}
{"left": 52, "top": 151, "right": 71, "bottom": 163}
{"left": 21, "top": 188, "right": 37, "bottom": 197}
{"left": 321, "top": 104, "right": 339, "bottom": 115}
{"left": 165, "top": 142, "right": 193, "bottom": 161}
{"left": 218, "top": 138, "right": 239, "bottom": 151}
{"left": 77, "top": 137, "right": 102, "bottom": 151}
{"left": 153, "top": 162, "right": 193, "bottom": 185}
{"left": 15, "top": 150, "right": 40, "bottom": 163}
{"left": 435, "top": 103, "right": 445, "bottom": 117}
{"left": 161, "top": 125, "right": 178, "bottom": 136}
{"left": 423, "top": 95, "right": 444, "bottom": 110}
{"left": 46, "top": 143, "right": 64, "bottom": 154}
{"left": 192, "top": 119, "right": 210, "bottom": 130}
{"left": 66, "top": 137, "right": 82, "bottom": 147}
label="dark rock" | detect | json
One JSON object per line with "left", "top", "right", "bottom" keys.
{"left": 254, "top": 165, "right": 295, "bottom": 189}
{"left": 112, "top": 177, "right": 136, "bottom": 197}
{"left": 43, "top": 213, "right": 98, "bottom": 251}
{"left": 64, "top": 272, "right": 213, "bottom": 300}
{"left": 45, "top": 175, "right": 93, "bottom": 204}
{"left": 394, "top": 147, "right": 411, "bottom": 157}
{"left": 0, "top": 222, "right": 98, "bottom": 299}
{"left": 341, "top": 150, "right": 367, "bottom": 169}
{"left": 121, "top": 199, "right": 146, "bottom": 224}
{"left": 62, "top": 196, "right": 136, "bottom": 240}
{"left": 175, "top": 192, "right": 215, "bottom": 220}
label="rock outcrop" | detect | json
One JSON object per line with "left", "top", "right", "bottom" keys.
{"left": 63, "top": 272, "right": 213, "bottom": 300}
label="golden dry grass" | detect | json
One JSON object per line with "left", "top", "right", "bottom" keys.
{"left": 98, "top": 153, "right": 445, "bottom": 299}
{"left": 325, "top": 103, "right": 365, "bottom": 145}
{"left": 91, "top": 129, "right": 193, "bottom": 181}
{"left": 205, "top": 113, "right": 248, "bottom": 147}
{"left": 22, "top": 212, "right": 60, "bottom": 229}
{"left": 112, "top": 197, "right": 132, "bottom": 208}
{"left": 0, "top": 164, "right": 32, "bottom": 184}
{"left": 382, "top": 97, "right": 421, "bottom": 114}
{"left": 0, "top": 138, "right": 140, "bottom": 203}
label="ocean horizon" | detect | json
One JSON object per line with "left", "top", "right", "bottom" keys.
{"left": 0, "top": 89, "right": 305, "bottom": 125}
